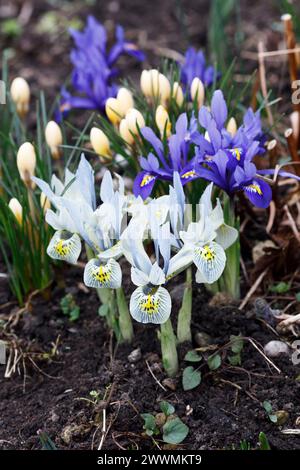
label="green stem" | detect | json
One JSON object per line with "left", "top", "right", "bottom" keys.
{"left": 177, "top": 266, "right": 193, "bottom": 343}
{"left": 222, "top": 196, "right": 240, "bottom": 300}
{"left": 160, "top": 318, "right": 178, "bottom": 377}
{"left": 116, "top": 287, "right": 134, "bottom": 343}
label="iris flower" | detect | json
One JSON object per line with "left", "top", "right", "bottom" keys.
{"left": 180, "top": 47, "right": 218, "bottom": 88}
{"left": 193, "top": 90, "right": 300, "bottom": 208}
{"left": 57, "top": 16, "right": 145, "bottom": 120}
{"left": 133, "top": 113, "right": 199, "bottom": 199}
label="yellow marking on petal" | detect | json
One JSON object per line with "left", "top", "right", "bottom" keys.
{"left": 141, "top": 174, "right": 155, "bottom": 187}
{"left": 55, "top": 239, "right": 71, "bottom": 257}
{"left": 93, "top": 265, "right": 111, "bottom": 283}
{"left": 247, "top": 183, "right": 263, "bottom": 195}
{"left": 229, "top": 147, "right": 242, "bottom": 161}
{"left": 139, "top": 294, "right": 159, "bottom": 315}
{"left": 181, "top": 169, "right": 196, "bottom": 179}
{"left": 198, "top": 245, "right": 216, "bottom": 261}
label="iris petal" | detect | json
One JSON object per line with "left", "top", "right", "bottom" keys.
{"left": 47, "top": 230, "right": 81, "bottom": 264}
{"left": 84, "top": 258, "right": 122, "bottom": 288}
{"left": 193, "top": 241, "right": 226, "bottom": 284}
{"left": 130, "top": 286, "right": 171, "bottom": 324}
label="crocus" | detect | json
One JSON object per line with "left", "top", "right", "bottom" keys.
{"left": 10, "top": 77, "right": 30, "bottom": 118}
{"left": 56, "top": 16, "right": 144, "bottom": 119}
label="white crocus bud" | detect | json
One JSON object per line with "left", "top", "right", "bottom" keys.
{"left": 119, "top": 119, "right": 135, "bottom": 145}
{"left": 125, "top": 108, "right": 145, "bottom": 135}
{"left": 40, "top": 192, "right": 51, "bottom": 213}
{"left": 8, "top": 198, "right": 23, "bottom": 225}
{"left": 117, "top": 88, "right": 134, "bottom": 116}
{"left": 105, "top": 97, "right": 123, "bottom": 125}
{"left": 190, "top": 77, "right": 205, "bottom": 108}
{"left": 17, "top": 142, "right": 36, "bottom": 187}
{"left": 140, "top": 69, "right": 171, "bottom": 104}
{"left": 158, "top": 73, "right": 171, "bottom": 105}
{"left": 172, "top": 81, "right": 184, "bottom": 107}
{"left": 155, "top": 105, "right": 171, "bottom": 137}
{"left": 226, "top": 117, "right": 238, "bottom": 137}
{"left": 45, "top": 121, "right": 63, "bottom": 159}
{"left": 90, "top": 127, "right": 111, "bottom": 160}
{"left": 290, "top": 111, "right": 299, "bottom": 142}
{"left": 10, "top": 77, "right": 30, "bottom": 118}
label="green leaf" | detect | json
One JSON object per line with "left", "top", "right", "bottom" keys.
{"left": 269, "top": 282, "right": 290, "bottom": 294}
{"left": 98, "top": 304, "right": 109, "bottom": 317}
{"left": 162, "top": 417, "right": 189, "bottom": 444}
{"left": 160, "top": 401, "right": 175, "bottom": 416}
{"left": 263, "top": 400, "right": 272, "bottom": 414}
{"left": 141, "top": 413, "right": 157, "bottom": 436}
{"left": 228, "top": 354, "right": 241, "bottom": 366}
{"left": 184, "top": 350, "right": 202, "bottom": 362}
{"left": 182, "top": 366, "right": 201, "bottom": 391}
{"left": 296, "top": 292, "right": 300, "bottom": 302}
{"left": 230, "top": 335, "right": 244, "bottom": 354}
{"left": 258, "top": 432, "right": 271, "bottom": 450}
{"left": 207, "top": 354, "right": 221, "bottom": 371}
{"left": 269, "top": 414, "right": 278, "bottom": 424}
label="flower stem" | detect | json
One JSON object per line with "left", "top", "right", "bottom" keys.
{"left": 160, "top": 318, "right": 178, "bottom": 377}
{"left": 177, "top": 266, "right": 193, "bottom": 343}
{"left": 116, "top": 286, "right": 134, "bottom": 343}
{"left": 222, "top": 196, "right": 240, "bottom": 299}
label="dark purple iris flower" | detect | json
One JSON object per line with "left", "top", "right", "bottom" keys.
{"left": 180, "top": 47, "right": 219, "bottom": 89}
{"left": 133, "top": 113, "right": 199, "bottom": 199}
{"left": 193, "top": 90, "right": 299, "bottom": 208}
{"left": 56, "top": 16, "right": 145, "bottom": 121}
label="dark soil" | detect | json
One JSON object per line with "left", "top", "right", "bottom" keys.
{"left": 0, "top": 262, "right": 299, "bottom": 450}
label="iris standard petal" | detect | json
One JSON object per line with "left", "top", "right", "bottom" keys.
{"left": 129, "top": 286, "right": 171, "bottom": 324}
{"left": 47, "top": 230, "right": 81, "bottom": 264}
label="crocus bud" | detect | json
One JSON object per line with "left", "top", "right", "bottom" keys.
{"left": 140, "top": 69, "right": 156, "bottom": 97}
{"left": 125, "top": 108, "right": 145, "bottom": 135}
{"left": 119, "top": 119, "right": 135, "bottom": 145}
{"left": 45, "top": 121, "right": 63, "bottom": 159}
{"left": 172, "top": 81, "right": 184, "bottom": 107}
{"left": 190, "top": 77, "right": 205, "bottom": 108}
{"left": 10, "top": 77, "right": 30, "bottom": 118}
{"left": 290, "top": 111, "right": 299, "bottom": 142}
{"left": 155, "top": 105, "right": 171, "bottom": 137}
{"left": 117, "top": 88, "right": 134, "bottom": 116}
{"left": 90, "top": 127, "right": 111, "bottom": 159}
{"left": 8, "top": 198, "right": 23, "bottom": 225}
{"left": 17, "top": 142, "right": 36, "bottom": 187}
{"left": 140, "top": 69, "right": 171, "bottom": 104}
{"left": 158, "top": 73, "right": 171, "bottom": 104}
{"left": 40, "top": 192, "right": 51, "bottom": 213}
{"left": 105, "top": 97, "right": 123, "bottom": 125}
{"left": 226, "top": 117, "right": 238, "bottom": 137}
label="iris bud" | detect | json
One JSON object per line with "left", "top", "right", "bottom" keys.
{"left": 8, "top": 198, "right": 23, "bottom": 225}
{"left": 125, "top": 108, "right": 145, "bottom": 135}
{"left": 45, "top": 121, "right": 63, "bottom": 159}
{"left": 190, "top": 77, "right": 205, "bottom": 108}
{"left": 117, "top": 88, "right": 134, "bottom": 116}
{"left": 171, "top": 81, "right": 184, "bottom": 107}
{"left": 90, "top": 127, "right": 111, "bottom": 160}
{"left": 17, "top": 142, "right": 36, "bottom": 187}
{"left": 226, "top": 117, "right": 237, "bottom": 137}
{"left": 155, "top": 105, "right": 171, "bottom": 137}
{"left": 10, "top": 77, "right": 30, "bottom": 118}
{"left": 105, "top": 97, "right": 123, "bottom": 125}
{"left": 119, "top": 119, "right": 135, "bottom": 145}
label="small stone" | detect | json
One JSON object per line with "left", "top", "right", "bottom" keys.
{"left": 263, "top": 340, "right": 289, "bottom": 358}
{"left": 275, "top": 410, "right": 289, "bottom": 426}
{"left": 162, "top": 378, "right": 177, "bottom": 391}
{"left": 194, "top": 332, "right": 212, "bottom": 347}
{"left": 155, "top": 412, "right": 167, "bottom": 428}
{"left": 127, "top": 348, "right": 142, "bottom": 363}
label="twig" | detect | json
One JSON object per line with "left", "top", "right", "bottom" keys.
{"left": 247, "top": 338, "right": 281, "bottom": 374}
{"left": 145, "top": 360, "right": 167, "bottom": 391}
{"left": 239, "top": 269, "right": 268, "bottom": 310}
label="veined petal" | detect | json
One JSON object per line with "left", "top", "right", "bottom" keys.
{"left": 166, "top": 245, "right": 194, "bottom": 279}
{"left": 84, "top": 258, "right": 122, "bottom": 288}
{"left": 130, "top": 286, "right": 171, "bottom": 324}
{"left": 47, "top": 230, "right": 81, "bottom": 264}
{"left": 243, "top": 178, "right": 272, "bottom": 208}
{"left": 193, "top": 241, "right": 226, "bottom": 284}
{"left": 98, "top": 241, "right": 123, "bottom": 260}
{"left": 215, "top": 224, "right": 238, "bottom": 250}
